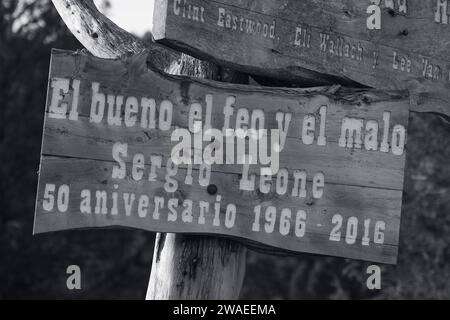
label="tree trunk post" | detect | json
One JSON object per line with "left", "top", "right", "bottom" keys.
{"left": 147, "top": 233, "right": 247, "bottom": 299}
{"left": 147, "top": 54, "right": 248, "bottom": 300}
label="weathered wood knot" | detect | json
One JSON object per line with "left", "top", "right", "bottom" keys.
{"left": 398, "top": 29, "right": 408, "bottom": 36}
{"left": 387, "top": 8, "right": 398, "bottom": 16}
{"left": 207, "top": 184, "right": 218, "bottom": 195}
{"left": 305, "top": 197, "right": 315, "bottom": 206}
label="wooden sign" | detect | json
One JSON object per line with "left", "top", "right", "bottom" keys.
{"left": 153, "top": 0, "right": 450, "bottom": 117}
{"left": 34, "top": 49, "right": 409, "bottom": 264}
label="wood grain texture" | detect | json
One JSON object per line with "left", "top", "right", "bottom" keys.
{"left": 153, "top": 0, "right": 450, "bottom": 117}
{"left": 51, "top": 0, "right": 179, "bottom": 71}
{"left": 147, "top": 227, "right": 247, "bottom": 299}
{"left": 33, "top": 50, "right": 409, "bottom": 263}
{"left": 51, "top": 0, "right": 145, "bottom": 58}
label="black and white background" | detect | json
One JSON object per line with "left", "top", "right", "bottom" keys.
{"left": 1, "top": 0, "right": 449, "bottom": 300}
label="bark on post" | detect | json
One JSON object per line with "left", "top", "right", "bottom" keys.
{"left": 147, "top": 233, "right": 247, "bottom": 299}
{"left": 51, "top": 0, "right": 247, "bottom": 300}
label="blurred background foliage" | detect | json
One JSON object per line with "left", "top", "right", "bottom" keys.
{"left": 0, "top": 0, "right": 449, "bottom": 299}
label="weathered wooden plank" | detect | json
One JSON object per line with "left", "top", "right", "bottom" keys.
{"left": 42, "top": 116, "right": 405, "bottom": 190}
{"left": 35, "top": 156, "right": 400, "bottom": 263}
{"left": 34, "top": 49, "right": 409, "bottom": 263}
{"left": 153, "top": 0, "right": 450, "bottom": 117}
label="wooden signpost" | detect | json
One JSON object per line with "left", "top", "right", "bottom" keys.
{"left": 34, "top": 49, "right": 408, "bottom": 264}
{"left": 153, "top": 0, "right": 450, "bottom": 117}
{"left": 38, "top": 0, "right": 430, "bottom": 300}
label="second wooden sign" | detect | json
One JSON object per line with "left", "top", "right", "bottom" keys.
{"left": 153, "top": 0, "right": 450, "bottom": 117}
